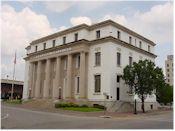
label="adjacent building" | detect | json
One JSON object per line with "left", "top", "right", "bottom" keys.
{"left": 23, "top": 20, "right": 157, "bottom": 112}
{"left": 165, "top": 55, "right": 174, "bottom": 86}
{"left": 1, "top": 79, "right": 24, "bottom": 99}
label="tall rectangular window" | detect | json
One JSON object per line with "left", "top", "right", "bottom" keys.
{"left": 117, "top": 75, "right": 120, "bottom": 83}
{"left": 35, "top": 45, "right": 38, "bottom": 52}
{"left": 148, "top": 45, "right": 150, "bottom": 52}
{"left": 117, "top": 31, "right": 120, "bottom": 39}
{"left": 95, "top": 52, "right": 101, "bottom": 66}
{"left": 76, "top": 77, "right": 80, "bottom": 93}
{"left": 117, "top": 52, "right": 121, "bottom": 66}
{"left": 96, "top": 30, "right": 100, "bottom": 39}
{"left": 129, "top": 56, "right": 133, "bottom": 66}
{"left": 63, "top": 36, "right": 66, "bottom": 44}
{"left": 75, "top": 54, "right": 80, "bottom": 68}
{"left": 43, "top": 43, "right": 46, "bottom": 50}
{"left": 74, "top": 33, "right": 78, "bottom": 41}
{"left": 52, "top": 40, "right": 55, "bottom": 47}
{"left": 129, "top": 36, "right": 132, "bottom": 44}
{"left": 95, "top": 75, "right": 101, "bottom": 93}
{"left": 139, "top": 41, "right": 142, "bottom": 48}
{"left": 117, "top": 87, "right": 120, "bottom": 100}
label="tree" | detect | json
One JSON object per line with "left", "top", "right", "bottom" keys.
{"left": 156, "top": 83, "right": 173, "bottom": 105}
{"left": 123, "top": 60, "right": 164, "bottom": 113}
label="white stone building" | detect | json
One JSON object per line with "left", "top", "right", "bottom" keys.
{"left": 23, "top": 20, "right": 157, "bottom": 112}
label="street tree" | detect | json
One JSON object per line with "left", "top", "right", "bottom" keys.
{"left": 123, "top": 59, "right": 165, "bottom": 113}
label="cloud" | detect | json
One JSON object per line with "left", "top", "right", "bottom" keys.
{"left": 44, "top": 1, "right": 106, "bottom": 13}
{"left": 44, "top": 1, "right": 74, "bottom": 13}
{"left": 1, "top": 4, "right": 56, "bottom": 80}
{"left": 128, "top": 2, "right": 173, "bottom": 45}
{"left": 101, "top": 14, "right": 128, "bottom": 26}
{"left": 70, "top": 16, "right": 92, "bottom": 26}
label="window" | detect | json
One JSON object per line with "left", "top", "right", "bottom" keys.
{"left": 167, "top": 69, "right": 169, "bottom": 72}
{"left": 117, "top": 75, "right": 120, "bottom": 83}
{"left": 129, "top": 56, "right": 133, "bottom": 66}
{"left": 76, "top": 77, "right": 80, "bottom": 93}
{"left": 64, "top": 59, "right": 67, "bottom": 70}
{"left": 74, "top": 33, "right": 78, "bottom": 41}
{"left": 76, "top": 54, "right": 80, "bottom": 68}
{"left": 167, "top": 64, "right": 169, "bottom": 67}
{"left": 35, "top": 45, "right": 38, "bottom": 52}
{"left": 129, "top": 36, "right": 132, "bottom": 44}
{"left": 117, "top": 52, "right": 121, "bottom": 66}
{"left": 148, "top": 45, "right": 150, "bottom": 52}
{"left": 63, "top": 36, "right": 66, "bottom": 44}
{"left": 95, "top": 52, "right": 101, "bottom": 66}
{"left": 116, "top": 88, "right": 120, "bottom": 100}
{"left": 95, "top": 75, "right": 101, "bottom": 93}
{"left": 117, "top": 31, "right": 120, "bottom": 39}
{"left": 139, "top": 41, "right": 142, "bottom": 48}
{"left": 167, "top": 74, "right": 170, "bottom": 77}
{"left": 52, "top": 40, "right": 55, "bottom": 47}
{"left": 43, "top": 43, "right": 46, "bottom": 50}
{"left": 168, "top": 79, "right": 170, "bottom": 82}
{"left": 96, "top": 30, "right": 100, "bottom": 39}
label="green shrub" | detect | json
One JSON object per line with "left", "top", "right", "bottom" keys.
{"left": 55, "top": 102, "right": 79, "bottom": 108}
{"left": 93, "top": 104, "right": 106, "bottom": 109}
{"left": 80, "top": 104, "right": 88, "bottom": 107}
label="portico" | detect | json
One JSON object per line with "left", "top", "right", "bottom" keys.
{"left": 26, "top": 42, "right": 89, "bottom": 100}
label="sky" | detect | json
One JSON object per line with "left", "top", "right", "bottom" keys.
{"left": 1, "top": 1, "right": 174, "bottom": 81}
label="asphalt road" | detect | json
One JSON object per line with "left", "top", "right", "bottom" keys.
{"left": 1, "top": 105, "right": 173, "bottom": 129}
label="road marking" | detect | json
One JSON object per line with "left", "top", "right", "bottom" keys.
{"left": 1, "top": 114, "right": 9, "bottom": 120}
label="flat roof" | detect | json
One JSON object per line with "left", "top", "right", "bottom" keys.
{"left": 1, "top": 79, "right": 24, "bottom": 85}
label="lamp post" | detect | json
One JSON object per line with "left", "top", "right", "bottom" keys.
{"left": 134, "top": 98, "right": 137, "bottom": 114}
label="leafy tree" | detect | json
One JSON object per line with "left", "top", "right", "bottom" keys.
{"left": 123, "top": 60, "right": 165, "bottom": 113}
{"left": 156, "top": 83, "right": 173, "bottom": 105}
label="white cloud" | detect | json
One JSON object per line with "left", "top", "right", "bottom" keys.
{"left": 44, "top": 1, "right": 106, "bottom": 13}
{"left": 70, "top": 16, "right": 92, "bottom": 26}
{"left": 1, "top": 4, "right": 56, "bottom": 80}
{"left": 45, "top": 1, "right": 74, "bottom": 13}
{"left": 129, "top": 2, "right": 173, "bottom": 44}
{"left": 102, "top": 14, "right": 128, "bottom": 26}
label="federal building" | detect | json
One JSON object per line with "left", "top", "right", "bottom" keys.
{"left": 23, "top": 20, "right": 157, "bottom": 112}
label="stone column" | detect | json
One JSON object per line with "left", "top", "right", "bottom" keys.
{"left": 66, "top": 54, "right": 72, "bottom": 98}
{"left": 79, "top": 51, "right": 86, "bottom": 98}
{"left": 52, "top": 57, "right": 61, "bottom": 99}
{"left": 28, "top": 62, "right": 33, "bottom": 98}
{"left": 43, "top": 59, "right": 51, "bottom": 98}
{"left": 35, "top": 61, "right": 42, "bottom": 98}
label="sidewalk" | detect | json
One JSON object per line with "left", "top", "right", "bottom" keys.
{"left": 2, "top": 101, "right": 172, "bottom": 119}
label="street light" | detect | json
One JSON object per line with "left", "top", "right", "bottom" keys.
{"left": 134, "top": 98, "right": 137, "bottom": 114}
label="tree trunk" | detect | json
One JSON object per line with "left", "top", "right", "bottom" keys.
{"left": 141, "top": 95, "right": 145, "bottom": 113}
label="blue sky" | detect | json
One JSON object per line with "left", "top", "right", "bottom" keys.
{"left": 1, "top": 1, "right": 173, "bottom": 80}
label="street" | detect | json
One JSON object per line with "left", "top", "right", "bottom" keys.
{"left": 1, "top": 105, "right": 173, "bottom": 129}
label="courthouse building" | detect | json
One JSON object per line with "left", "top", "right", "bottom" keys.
{"left": 23, "top": 20, "right": 157, "bottom": 111}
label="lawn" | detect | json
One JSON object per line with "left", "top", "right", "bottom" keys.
{"left": 61, "top": 107, "right": 104, "bottom": 112}
{"left": 5, "top": 99, "right": 22, "bottom": 104}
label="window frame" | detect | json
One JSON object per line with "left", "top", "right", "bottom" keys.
{"left": 63, "top": 36, "right": 66, "bottom": 44}
{"left": 117, "top": 52, "right": 121, "bottom": 66}
{"left": 117, "top": 31, "right": 120, "bottom": 39}
{"left": 94, "top": 75, "right": 101, "bottom": 93}
{"left": 129, "top": 36, "right": 132, "bottom": 44}
{"left": 52, "top": 40, "right": 56, "bottom": 47}
{"left": 129, "top": 56, "right": 133, "bottom": 66}
{"left": 74, "top": 33, "right": 78, "bottom": 41}
{"left": 95, "top": 52, "right": 101, "bottom": 66}
{"left": 43, "top": 43, "right": 46, "bottom": 50}
{"left": 96, "top": 30, "right": 100, "bottom": 39}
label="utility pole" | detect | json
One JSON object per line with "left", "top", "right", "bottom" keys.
{"left": 11, "top": 51, "right": 16, "bottom": 100}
